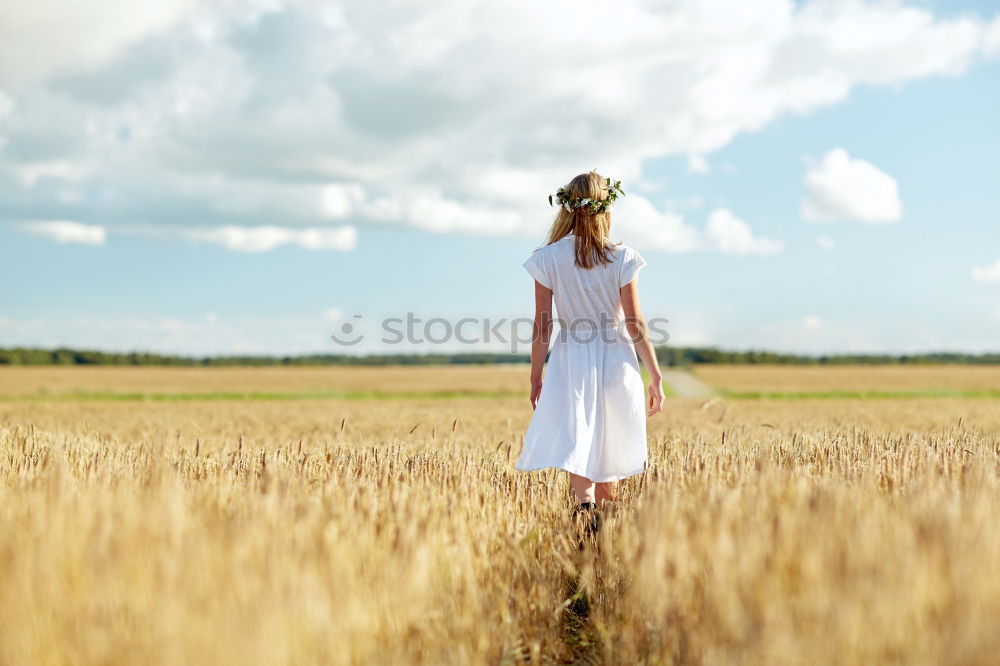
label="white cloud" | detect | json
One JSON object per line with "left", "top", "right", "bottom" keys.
{"left": 16, "top": 159, "right": 90, "bottom": 186}
{"left": 323, "top": 308, "right": 344, "bottom": 322}
{"left": 610, "top": 201, "right": 782, "bottom": 255}
{"left": 704, "top": 208, "right": 783, "bottom": 255}
{"left": 17, "top": 221, "right": 358, "bottom": 252}
{"left": 816, "top": 235, "right": 837, "bottom": 250}
{"left": 972, "top": 258, "right": 1000, "bottom": 283}
{"left": 613, "top": 195, "right": 702, "bottom": 253}
{"left": 802, "top": 315, "right": 822, "bottom": 331}
{"left": 394, "top": 191, "right": 523, "bottom": 235}
{"left": 0, "top": 1, "right": 197, "bottom": 87}
{"left": 984, "top": 14, "right": 1000, "bottom": 56}
{"left": 24, "top": 220, "right": 106, "bottom": 245}
{"left": 686, "top": 155, "right": 710, "bottom": 173}
{"left": 319, "top": 183, "right": 367, "bottom": 219}
{"left": 76, "top": 223, "right": 358, "bottom": 253}
{"left": 0, "top": 1, "right": 995, "bottom": 245}
{"left": 802, "top": 148, "right": 902, "bottom": 223}
{"left": 177, "top": 225, "right": 357, "bottom": 252}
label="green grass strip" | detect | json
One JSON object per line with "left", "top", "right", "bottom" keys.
{"left": 722, "top": 388, "right": 1000, "bottom": 400}
{"left": 6, "top": 386, "right": 996, "bottom": 403}
{"left": 1, "top": 370, "right": 678, "bottom": 403}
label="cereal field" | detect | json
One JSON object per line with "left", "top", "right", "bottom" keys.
{"left": 2, "top": 365, "right": 1000, "bottom": 665}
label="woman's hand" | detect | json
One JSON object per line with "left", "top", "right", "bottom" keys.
{"left": 647, "top": 378, "right": 664, "bottom": 416}
{"left": 530, "top": 375, "right": 543, "bottom": 410}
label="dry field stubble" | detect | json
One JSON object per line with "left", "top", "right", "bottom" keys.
{"left": 693, "top": 364, "right": 1000, "bottom": 394}
{"left": 2, "top": 367, "right": 1000, "bottom": 664}
{"left": 0, "top": 365, "right": 530, "bottom": 398}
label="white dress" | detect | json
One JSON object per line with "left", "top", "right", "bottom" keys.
{"left": 515, "top": 234, "right": 648, "bottom": 483}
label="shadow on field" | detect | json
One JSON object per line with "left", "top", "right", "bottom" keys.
{"left": 555, "top": 491, "right": 641, "bottom": 664}
{"left": 557, "top": 510, "right": 607, "bottom": 665}
{"left": 560, "top": 568, "right": 603, "bottom": 665}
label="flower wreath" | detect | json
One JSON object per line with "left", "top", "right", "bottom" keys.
{"left": 548, "top": 172, "right": 625, "bottom": 214}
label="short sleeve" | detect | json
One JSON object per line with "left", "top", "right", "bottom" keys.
{"left": 522, "top": 250, "right": 552, "bottom": 289}
{"left": 619, "top": 247, "right": 647, "bottom": 287}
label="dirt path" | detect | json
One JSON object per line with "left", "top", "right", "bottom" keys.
{"left": 662, "top": 369, "right": 717, "bottom": 398}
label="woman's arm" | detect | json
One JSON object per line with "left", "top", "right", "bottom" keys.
{"left": 529, "top": 279, "right": 553, "bottom": 410}
{"left": 621, "top": 278, "right": 665, "bottom": 416}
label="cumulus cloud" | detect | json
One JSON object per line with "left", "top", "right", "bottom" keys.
{"left": 802, "top": 148, "right": 902, "bottom": 223}
{"left": 610, "top": 202, "right": 780, "bottom": 255}
{"left": 168, "top": 225, "right": 358, "bottom": 252}
{"left": 704, "top": 208, "right": 783, "bottom": 255}
{"left": 0, "top": 1, "right": 197, "bottom": 87}
{"left": 0, "top": 1, "right": 996, "bottom": 247}
{"left": 23, "top": 220, "right": 106, "bottom": 245}
{"left": 319, "top": 183, "right": 367, "bottom": 219}
{"left": 613, "top": 195, "right": 703, "bottom": 253}
{"left": 16, "top": 159, "right": 90, "bottom": 186}
{"left": 17, "top": 221, "right": 357, "bottom": 252}
{"left": 972, "top": 258, "right": 1000, "bottom": 283}
{"left": 802, "top": 315, "right": 822, "bottom": 331}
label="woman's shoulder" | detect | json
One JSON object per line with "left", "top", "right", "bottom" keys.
{"left": 531, "top": 235, "right": 575, "bottom": 258}
{"left": 609, "top": 241, "right": 641, "bottom": 260}
{"left": 527, "top": 241, "right": 559, "bottom": 261}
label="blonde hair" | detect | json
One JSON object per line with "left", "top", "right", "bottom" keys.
{"left": 544, "top": 171, "right": 617, "bottom": 268}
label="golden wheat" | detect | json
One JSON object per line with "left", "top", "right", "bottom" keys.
{"left": 0, "top": 365, "right": 529, "bottom": 397}
{"left": 693, "top": 364, "right": 1000, "bottom": 393}
{"left": 2, "top": 367, "right": 1000, "bottom": 664}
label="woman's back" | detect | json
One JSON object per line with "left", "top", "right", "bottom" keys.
{"left": 523, "top": 234, "right": 646, "bottom": 330}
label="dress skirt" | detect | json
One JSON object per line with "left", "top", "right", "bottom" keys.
{"left": 514, "top": 327, "right": 648, "bottom": 483}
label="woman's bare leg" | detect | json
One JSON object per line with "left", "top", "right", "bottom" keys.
{"left": 570, "top": 473, "right": 620, "bottom": 505}
{"left": 568, "top": 472, "right": 596, "bottom": 503}
{"left": 595, "top": 481, "right": 619, "bottom": 504}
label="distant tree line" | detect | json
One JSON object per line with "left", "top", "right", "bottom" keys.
{"left": 655, "top": 347, "right": 1000, "bottom": 366}
{"left": 2, "top": 346, "right": 999, "bottom": 366}
{"left": 0, "top": 347, "right": 531, "bottom": 366}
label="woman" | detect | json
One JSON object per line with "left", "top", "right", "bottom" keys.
{"left": 515, "top": 170, "right": 664, "bottom": 535}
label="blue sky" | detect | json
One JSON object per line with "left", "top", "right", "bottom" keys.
{"left": 1, "top": 0, "right": 998, "bottom": 356}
